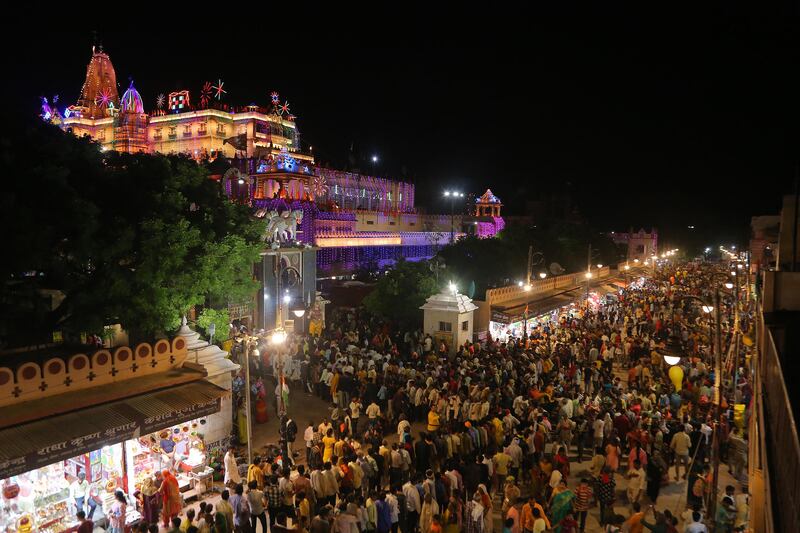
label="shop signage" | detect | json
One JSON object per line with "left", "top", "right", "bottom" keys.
{"left": 0, "top": 397, "right": 220, "bottom": 479}
{"left": 490, "top": 310, "right": 511, "bottom": 324}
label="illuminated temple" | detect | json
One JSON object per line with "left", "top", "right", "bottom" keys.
{"left": 43, "top": 46, "right": 505, "bottom": 276}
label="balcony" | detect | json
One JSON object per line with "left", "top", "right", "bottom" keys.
{"left": 168, "top": 133, "right": 177, "bottom": 139}
{"left": 197, "top": 129, "right": 208, "bottom": 137}
{"left": 153, "top": 135, "right": 163, "bottom": 141}
{"left": 183, "top": 131, "right": 192, "bottom": 137}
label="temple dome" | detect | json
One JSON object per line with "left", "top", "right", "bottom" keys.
{"left": 120, "top": 81, "right": 144, "bottom": 113}
{"left": 77, "top": 47, "right": 119, "bottom": 118}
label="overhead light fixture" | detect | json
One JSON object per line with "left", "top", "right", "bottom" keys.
{"left": 539, "top": 272, "right": 547, "bottom": 279}
{"left": 293, "top": 309, "right": 306, "bottom": 318}
{"left": 701, "top": 305, "right": 713, "bottom": 314}
{"left": 585, "top": 272, "right": 593, "bottom": 279}
{"left": 663, "top": 355, "right": 681, "bottom": 366}
{"left": 725, "top": 282, "right": 734, "bottom": 289}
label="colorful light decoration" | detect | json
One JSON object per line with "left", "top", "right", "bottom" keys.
{"left": 169, "top": 90, "right": 190, "bottom": 112}
{"left": 156, "top": 93, "right": 165, "bottom": 109}
{"left": 277, "top": 101, "right": 290, "bottom": 116}
{"left": 270, "top": 91, "right": 280, "bottom": 104}
{"left": 120, "top": 81, "right": 144, "bottom": 113}
{"left": 311, "top": 175, "right": 329, "bottom": 197}
{"left": 95, "top": 87, "right": 113, "bottom": 108}
{"left": 200, "top": 82, "right": 213, "bottom": 108}
{"left": 212, "top": 79, "right": 226, "bottom": 100}
{"left": 277, "top": 147, "right": 296, "bottom": 171}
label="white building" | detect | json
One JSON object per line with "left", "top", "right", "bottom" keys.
{"left": 420, "top": 287, "right": 478, "bottom": 355}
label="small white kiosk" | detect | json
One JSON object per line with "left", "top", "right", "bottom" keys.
{"left": 420, "top": 284, "right": 478, "bottom": 355}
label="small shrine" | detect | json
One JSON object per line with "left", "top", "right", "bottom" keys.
{"left": 475, "top": 189, "right": 502, "bottom": 217}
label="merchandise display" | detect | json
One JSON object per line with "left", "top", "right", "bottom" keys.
{"left": 1, "top": 418, "right": 208, "bottom": 532}
{"left": 0, "top": 463, "right": 73, "bottom": 533}
{"left": 126, "top": 418, "right": 208, "bottom": 495}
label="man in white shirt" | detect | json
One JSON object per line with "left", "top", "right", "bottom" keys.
{"left": 593, "top": 417, "right": 605, "bottom": 449}
{"left": 366, "top": 401, "right": 381, "bottom": 421}
{"left": 304, "top": 422, "right": 316, "bottom": 464}
{"left": 350, "top": 398, "right": 362, "bottom": 435}
{"left": 684, "top": 511, "right": 708, "bottom": 533}
{"left": 70, "top": 471, "right": 89, "bottom": 515}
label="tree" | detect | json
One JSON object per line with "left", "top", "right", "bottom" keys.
{"left": 196, "top": 307, "right": 231, "bottom": 345}
{"left": 0, "top": 116, "right": 265, "bottom": 346}
{"left": 362, "top": 259, "right": 438, "bottom": 327}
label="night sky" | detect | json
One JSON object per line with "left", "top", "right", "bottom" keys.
{"left": 7, "top": 22, "right": 798, "bottom": 249}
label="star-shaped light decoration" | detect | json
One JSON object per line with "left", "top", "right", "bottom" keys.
{"left": 200, "top": 82, "right": 213, "bottom": 108}
{"left": 212, "top": 79, "right": 227, "bottom": 100}
{"left": 156, "top": 93, "right": 165, "bottom": 109}
{"left": 270, "top": 91, "right": 280, "bottom": 104}
{"left": 95, "top": 87, "right": 113, "bottom": 108}
{"left": 277, "top": 101, "right": 290, "bottom": 116}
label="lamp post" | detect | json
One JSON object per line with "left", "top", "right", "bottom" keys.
{"left": 678, "top": 273, "right": 731, "bottom": 527}
{"left": 243, "top": 337, "right": 258, "bottom": 465}
{"left": 443, "top": 190, "right": 464, "bottom": 244}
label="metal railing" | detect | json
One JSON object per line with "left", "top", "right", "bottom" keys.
{"left": 759, "top": 316, "right": 800, "bottom": 532}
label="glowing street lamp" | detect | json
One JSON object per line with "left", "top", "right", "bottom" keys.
{"left": 663, "top": 355, "right": 681, "bottom": 366}
{"left": 701, "top": 305, "right": 714, "bottom": 314}
{"left": 443, "top": 190, "right": 464, "bottom": 243}
{"left": 585, "top": 272, "right": 593, "bottom": 279}
{"left": 539, "top": 272, "right": 547, "bottom": 279}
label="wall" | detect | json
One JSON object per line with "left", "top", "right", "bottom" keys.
{"left": 762, "top": 270, "right": 800, "bottom": 312}
{"left": 0, "top": 337, "right": 188, "bottom": 408}
{"left": 203, "top": 373, "right": 233, "bottom": 447}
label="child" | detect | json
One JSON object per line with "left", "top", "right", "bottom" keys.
{"left": 559, "top": 512, "right": 579, "bottom": 533}
{"left": 503, "top": 517, "right": 514, "bottom": 533}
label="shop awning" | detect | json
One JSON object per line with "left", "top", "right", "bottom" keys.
{"left": 0, "top": 380, "right": 227, "bottom": 479}
{"left": 492, "top": 288, "right": 583, "bottom": 324}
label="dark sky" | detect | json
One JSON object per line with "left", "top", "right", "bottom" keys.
{"left": 7, "top": 22, "right": 798, "bottom": 249}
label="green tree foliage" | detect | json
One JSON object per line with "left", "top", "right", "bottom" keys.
{"left": 438, "top": 221, "right": 623, "bottom": 299}
{"left": 363, "top": 259, "right": 438, "bottom": 327}
{"left": 0, "top": 117, "right": 265, "bottom": 345}
{"left": 196, "top": 307, "right": 231, "bottom": 345}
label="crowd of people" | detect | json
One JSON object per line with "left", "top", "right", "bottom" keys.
{"left": 169, "top": 262, "right": 752, "bottom": 533}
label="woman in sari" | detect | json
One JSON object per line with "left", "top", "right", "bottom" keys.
{"left": 605, "top": 437, "right": 621, "bottom": 472}
{"left": 420, "top": 493, "right": 440, "bottom": 533}
{"left": 477, "top": 484, "right": 493, "bottom": 533}
{"left": 465, "top": 493, "right": 485, "bottom": 533}
{"left": 549, "top": 480, "right": 576, "bottom": 533}
{"left": 554, "top": 447, "right": 571, "bottom": 481}
{"left": 442, "top": 498, "right": 461, "bottom": 533}
{"left": 139, "top": 477, "right": 161, "bottom": 525}
{"left": 159, "top": 470, "right": 182, "bottom": 527}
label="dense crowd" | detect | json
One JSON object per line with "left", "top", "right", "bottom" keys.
{"left": 195, "top": 263, "right": 752, "bottom": 533}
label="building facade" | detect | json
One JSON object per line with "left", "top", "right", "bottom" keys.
{"left": 45, "top": 46, "right": 505, "bottom": 280}
{"left": 610, "top": 228, "right": 659, "bottom": 262}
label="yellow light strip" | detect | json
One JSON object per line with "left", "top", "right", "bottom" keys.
{"left": 316, "top": 237, "right": 402, "bottom": 248}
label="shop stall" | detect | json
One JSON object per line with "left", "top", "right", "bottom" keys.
{"left": 0, "top": 378, "right": 226, "bottom": 533}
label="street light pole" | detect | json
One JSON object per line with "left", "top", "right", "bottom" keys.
{"left": 443, "top": 190, "right": 463, "bottom": 244}
{"left": 244, "top": 339, "right": 255, "bottom": 465}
